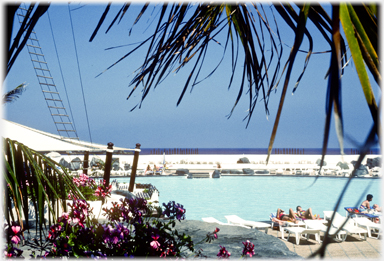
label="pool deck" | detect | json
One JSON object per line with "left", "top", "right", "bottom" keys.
{"left": 265, "top": 227, "right": 382, "bottom": 259}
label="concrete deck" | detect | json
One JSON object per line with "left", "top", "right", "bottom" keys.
{"left": 265, "top": 227, "right": 382, "bottom": 259}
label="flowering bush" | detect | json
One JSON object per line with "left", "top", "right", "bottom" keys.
{"left": 3, "top": 198, "right": 258, "bottom": 259}
{"left": 35, "top": 198, "right": 194, "bottom": 258}
{"left": 68, "top": 174, "right": 111, "bottom": 201}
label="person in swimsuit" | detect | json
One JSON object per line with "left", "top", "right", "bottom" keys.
{"left": 276, "top": 208, "right": 298, "bottom": 223}
{"left": 373, "top": 204, "right": 381, "bottom": 212}
{"left": 360, "top": 194, "right": 373, "bottom": 211}
{"left": 295, "top": 206, "right": 319, "bottom": 219}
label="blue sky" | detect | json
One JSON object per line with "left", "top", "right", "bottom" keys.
{"left": 3, "top": 3, "right": 381, "bottom": 150}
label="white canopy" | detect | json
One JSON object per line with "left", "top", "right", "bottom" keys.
{"left": 1, "top": 119, "right": 137, "bottom": 153}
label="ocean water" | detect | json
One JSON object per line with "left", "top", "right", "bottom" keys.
{"left": 113, "top": 176, "right": 381, "bottom": 223}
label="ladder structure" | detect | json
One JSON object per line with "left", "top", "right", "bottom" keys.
{"left": 17, "top": 6, "right": 79, "bottom": 141}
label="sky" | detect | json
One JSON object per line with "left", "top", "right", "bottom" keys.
{"left": 3, "top": 2, "right": 381, "bottom": 151}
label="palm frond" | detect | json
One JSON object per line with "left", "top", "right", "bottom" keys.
{"left": 340, "top": 3, "right": 380, "bottom": 135}
{"left": 319, "top": 5, "right": 343, "bottom": 174}
{"left": 3, "top": 138, "right": 85, "bottom": 243}
{"left": 7, "top": 3, "right": 50, "bottom": 75}
{"left": 3, "top": 83, "right": 27, "bottom": 104}
{"left": 267, "top": 3, "right": 311, "bottom": 163}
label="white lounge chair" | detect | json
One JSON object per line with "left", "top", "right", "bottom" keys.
{"left": 269, "top": 213, "right": 305, "bottom": 239}
{"left": 304, "top": 219, "right": 347, "bottom": 242}
{"left": 202, "top": 217, "right": 250, "bottom": 229}
{"left": 284, "top": 226, "right": 321, "bottom": 245}
{"left": 331, "top": 215, "right": 368, "bottom": 241}
{"left": 224, "top": 215, "right": 271, "bottom": 233}
{"left": 323, "top": 211, "right": 336, "bottom": 221}
{"left": 270, "top": 214, "right": 287, "bottom": 238}
{"left": 352, "top": 217, "right": 382, "bottom": 239}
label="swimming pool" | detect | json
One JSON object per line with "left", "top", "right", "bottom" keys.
{"left": 112, "top": 176, "right": 381, "bottom": 223}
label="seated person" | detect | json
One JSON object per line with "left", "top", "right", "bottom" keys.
{"left": 276, "top": 208, "right": 298, "bottom": 224}
{"left": 296, "top": 206, "right": 319, "bottom": 220}
{"left": 144, "top": 165, "right": 153, "bottom": 175}
{"left": 360, "top": 194, "right": 373, "bottom": 211}
{"left": 372, "top": 204, "right": 381, "bottom": 212}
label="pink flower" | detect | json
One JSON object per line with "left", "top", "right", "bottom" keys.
{"left": 242, "top": 240, "right": 255, "bottom": 257}
{"left": 150, "top": 234, "right": 160, "bottom": 249}
{"left": 217, "top": 246, "right": 231, "bottom": 259}
{"left": 214, "top": 227, "right": 220, "bottom": 238}
{"left": 11, "top": 235, "right": 21, "bottom": 245}
{"left": 8, "top": 222, "right": 23, "bottom": 245}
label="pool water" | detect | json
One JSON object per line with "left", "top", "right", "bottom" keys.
{"left": 113, "top": 176, "right": 381, "bottom": 223}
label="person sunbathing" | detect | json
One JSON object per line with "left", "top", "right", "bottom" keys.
{"left": 373, "top": 204, "right": 381, "bottom": 212}
{"left": 296, "top": 206, "right": 320, "bottom": 219}
{"left": 276, "top": 208, "right": 298, "bottom": 223}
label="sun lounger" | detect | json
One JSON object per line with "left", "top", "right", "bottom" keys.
{"left": 345, "top": 207, "right": 380, "bottom": 219}
{"left": 224, "top": 215, "right": 271, "bottom": 233}
{"left": 304, "top": 219, "right": 347, "bottom": 242}
{"left": 284, "top": 226, "right": 321, "bottom": 245}
{"left": 323, "top": 211, "right": 337, "bottom": 221}
{"left": 270, "top": 213, "right": 287, "bottom": 238}
{"left": 352, "top": 217, "right": 382, "bottom": 239}
{"left": 331, "top": 215, "right": 368, "bottom": 241}
{"left": 269, "top": 213, "right": 305, "bottom": 239}
{"left": 202, "top": 217, "right": 250, "bottom": 229}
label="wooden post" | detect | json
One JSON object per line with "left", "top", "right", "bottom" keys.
{"left": 103, "top": 142, "right": 114, "bottom": 188}
{"left": 83, "top": 150, "right": 89, "bottom": 175}
{"left": 129, "top": 143, "right": 141, "bottom": 192}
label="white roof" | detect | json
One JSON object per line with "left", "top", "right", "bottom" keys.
{"left": 1, "top": 119, "right": 136, "bottom": 153}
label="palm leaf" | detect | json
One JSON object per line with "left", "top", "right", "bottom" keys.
{"left": 319, "top": 5, "right": 343, "bottom": 174}
{"left": 3, "top": 83, "right": 27, "bottom": 104}
{"left": 3, "top": 138, "right": 85, "bottom": 243}
{"left": 89, "top": 3, "right": 111, "bottom": 42}
{"left": 347, "top": 4, "right": 380, "bottom": 85}
{"left": 7, "top": 3, "right": 50, "bottom": 75}
{"left": 267, "top": 4, "right": 311, "bottom": 164}
{"left": 340, "top": 4, "right": 379, "bottom": 133}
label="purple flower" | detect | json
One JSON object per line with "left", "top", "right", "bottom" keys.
{"left": 162, "top": 201, "right": 186, "bottom": 221}
{"left": 102, "top": 222, "right": 130, "bottom": 246}
{"left": 217, "top": 246, "right": 231, "bottom": 259}
{"left": 242, "top": 240, "right": 255, "bottom": 258}
{"left": 4, "top": 246, "right": 23, "bottom": 258}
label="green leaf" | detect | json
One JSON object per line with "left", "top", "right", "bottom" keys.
{"left": 267, "top": 3, "right": 311, "bottom": 163}
{"left": 340, "top": 3, "right": 379, "bottom": 125}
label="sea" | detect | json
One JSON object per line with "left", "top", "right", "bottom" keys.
{"left": 111, "top": 176, "right": 382, "bottom": 223}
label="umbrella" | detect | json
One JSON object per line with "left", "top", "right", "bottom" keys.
{"left": 70, "top": 157, "right": 82, "bottom": 171}
{"left": 45, "top": 151, "right": 61, "bottom": 159}
{"left": 59, "top": 158, "right": 71, "bottom": 169}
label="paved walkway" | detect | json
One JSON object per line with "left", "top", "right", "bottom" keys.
{"left": 265, "top": 228, "right": 382, "bottom": 259}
